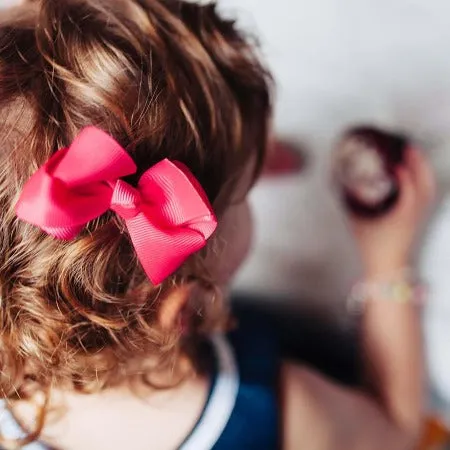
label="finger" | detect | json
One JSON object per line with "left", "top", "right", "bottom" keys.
{"left": 405, "top": 147, "right": 436, "bottom": 202}
{"left": 396, "top": 166, "right": 416, "bottom": 211}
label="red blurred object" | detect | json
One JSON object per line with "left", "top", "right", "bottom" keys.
{"left": 263, "top": 140, "right": 304, "bottom": 177}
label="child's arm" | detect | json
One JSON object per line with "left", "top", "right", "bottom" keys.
{"left": 281, "top": 148, "right": 435, "bottom": 450}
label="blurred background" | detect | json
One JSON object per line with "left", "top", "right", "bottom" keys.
{"left": 212, "top": 0, "right": 450, "bottom": 424}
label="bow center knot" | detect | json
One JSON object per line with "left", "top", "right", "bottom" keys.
{"left": 110, "top": 180, "right": 142, "bottom": 220}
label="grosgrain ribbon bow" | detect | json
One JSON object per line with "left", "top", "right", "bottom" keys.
{"left": 16, "top": 127, "right": 217, "bottom": 284}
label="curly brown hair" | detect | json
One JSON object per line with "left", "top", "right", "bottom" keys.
{"left": 0, "top": 0, "right": 271, "bottom": 445}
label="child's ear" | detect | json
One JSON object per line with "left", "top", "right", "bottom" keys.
{"left": 158, "top": 284, "right": 192, "bottom": 330}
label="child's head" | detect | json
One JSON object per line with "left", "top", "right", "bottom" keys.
{"left": 0, "top": 0, "right": 270, "bottom": 409}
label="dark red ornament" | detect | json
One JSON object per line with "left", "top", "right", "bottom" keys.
{"left": 335, "top": 126, "right": 407, "bottom": 218}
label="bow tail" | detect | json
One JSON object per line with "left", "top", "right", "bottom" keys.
{"left": 125, "top": 214, "right": 207, "bottom": 285}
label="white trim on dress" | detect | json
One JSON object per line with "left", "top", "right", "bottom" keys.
{"left": 179, "top": 334, "right": 239, "bottom": 450}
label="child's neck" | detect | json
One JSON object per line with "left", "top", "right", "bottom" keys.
{"left": 11, "top": 363, "right": 210, "bottom": 450}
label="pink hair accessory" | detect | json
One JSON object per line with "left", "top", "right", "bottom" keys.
{"left": 16, "top": 127, "right": 217, "bottom": 284}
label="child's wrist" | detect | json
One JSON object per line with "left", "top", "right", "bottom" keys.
{"left": 348, "top": 267, "right": 427, "bottom": 312}
{"left": 363, "top": 258, "right": 412, "bottom": 281}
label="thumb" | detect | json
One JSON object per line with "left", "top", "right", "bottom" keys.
{"left": 395, "top": 166, "right": 416, "bottom": 212}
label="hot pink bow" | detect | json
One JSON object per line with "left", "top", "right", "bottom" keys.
{"left": 16, "top": 127, "right": 217, "bottom": 284}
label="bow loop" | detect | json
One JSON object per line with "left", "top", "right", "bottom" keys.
{"left": 138, "top": 160, "right": 214, "bottom": 230}
{"left": 16, "top": 127, "right": 136, "bottom": 238}
{"left": 51, "top": 126, "right": 137, "bottom": 187}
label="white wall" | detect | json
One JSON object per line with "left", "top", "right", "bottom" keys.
{"left": 217, "top": 0, "right": 450, "bottom": 298}
{"left": 0, "top": 0, "right": 19, "bottom": 6}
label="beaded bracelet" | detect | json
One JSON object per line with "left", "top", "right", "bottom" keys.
{"left": 347, "top": 269, "right": 428, "bottom": 313}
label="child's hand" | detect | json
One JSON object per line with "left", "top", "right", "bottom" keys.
{"left": 349, "top": 148, "right": 435, "bottom": 277}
